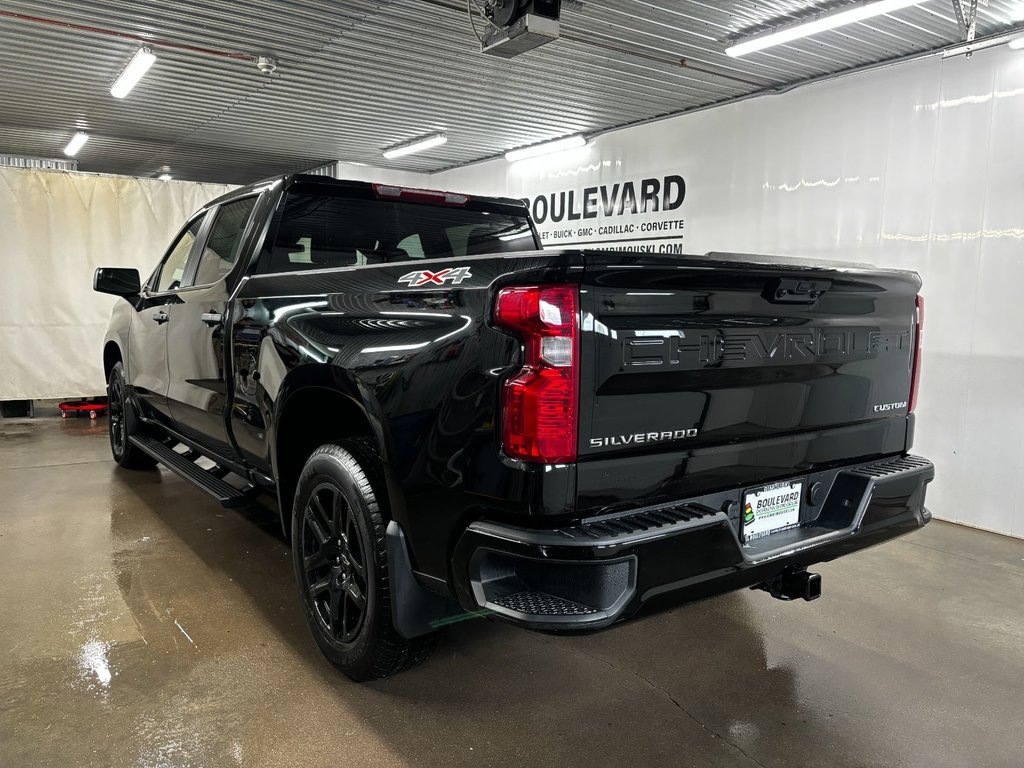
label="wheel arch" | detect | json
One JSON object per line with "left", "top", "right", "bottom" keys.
{"left": 270, "top": 366, "right": 397, "bottom": 538}
{"left": 103, "top": 340, "right": 123, "bottom": 380}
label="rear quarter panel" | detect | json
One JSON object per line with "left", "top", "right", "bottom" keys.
{"left": 230, "top": 251, "right": 584, "bottom": 579}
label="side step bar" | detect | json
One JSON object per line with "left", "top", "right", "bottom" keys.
{"left": 128, "top": 435, "right": 254, "bottom": 508}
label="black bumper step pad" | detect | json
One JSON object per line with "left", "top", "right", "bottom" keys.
{"left": 848, "top": 454, "right": 932, "bottom": 478}
{"left": 491, "top": 591, "right": 599, "bottom": 616}
{"left": 560, "top": 503, "right": 720, "bottom": 541}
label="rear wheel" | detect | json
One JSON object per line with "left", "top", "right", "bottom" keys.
{"left": 107, "top": 362, "right": 156, "bottom": 470}
{"left": 291, "top": 440, "right": 436, "bottom": 681}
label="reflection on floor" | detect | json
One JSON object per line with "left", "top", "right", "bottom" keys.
{"left": 1, "top": 414, "right": 1022, "bottom": 768}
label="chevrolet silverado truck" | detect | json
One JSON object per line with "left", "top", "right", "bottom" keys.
{"left": 94, "top": 175, "right": 933, "bottom": 680}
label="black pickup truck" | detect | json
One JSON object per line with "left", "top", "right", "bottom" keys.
{"left": 94, "top": 175, "right": 934, "bottom": 680}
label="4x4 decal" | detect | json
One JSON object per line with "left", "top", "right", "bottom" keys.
{"left": 397, "top": 267, "right": 473, "bottom": 287}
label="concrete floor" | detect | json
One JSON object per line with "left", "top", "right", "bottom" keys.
{"left": 1, "top": 416, "right": 1022, "bottom": 768}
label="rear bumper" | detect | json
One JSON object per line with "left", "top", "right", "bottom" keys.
{"left": 451, "top": 454, "right": 934, "bottom": 630}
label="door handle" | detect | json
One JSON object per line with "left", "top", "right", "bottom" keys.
{"left": 200, "top": 312, "right": 223, "bottom": 327}
{"left": 152, "top": 311, "right": 169, "bottom": 324}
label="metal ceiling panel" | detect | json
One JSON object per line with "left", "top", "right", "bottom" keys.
{"left": 1, "top": 0, "right": 1022, "bottom": 183}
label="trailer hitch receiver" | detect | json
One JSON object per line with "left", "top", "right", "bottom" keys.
{"left": 756, "top": 568, "right": 822, "bottom": 602}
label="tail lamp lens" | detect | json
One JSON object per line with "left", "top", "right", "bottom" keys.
{"left": 909, "top": 294, "right": 924, "bottom": 413}
{"left": 494, "top": 285, "right": 579, "bottom": 463}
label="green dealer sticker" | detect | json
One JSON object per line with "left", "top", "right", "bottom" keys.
{"left": 742, "top": 481, "right": 803, "bottom": 543}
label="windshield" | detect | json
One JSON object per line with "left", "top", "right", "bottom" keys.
{"left": 260, "top": 191, "right": 537, "bottom": 273}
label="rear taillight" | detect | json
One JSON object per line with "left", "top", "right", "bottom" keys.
{"left": 494, "top": 285, "right": 579, "bottom": 463}
{"left": 909, "top": 294, "right": 924, "bottom": 413}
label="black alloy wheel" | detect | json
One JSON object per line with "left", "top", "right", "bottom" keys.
{"left": 291, "top": 441, "right": 437, "bottom": 680}
{"left": 300, "top": 482, "right": 369, "bottom": 643}
{"left": 108, "top": 370, "right": 128, "bottom": 458}
{"left": 106, "top": 362, "right": 156, "bottom": 470}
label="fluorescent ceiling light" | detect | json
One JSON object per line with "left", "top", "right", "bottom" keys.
{"left": 943, "top": 30, "right": 1024, "bottom": 57}
{"left": 63, "top": 132, "right": 89, "bottom": 157}
{"left": 505, "top": 134, "right": 587, "bottom": 162}
{"left": 726, "top": 0, "right": 924, "bottom": 58}
{"left": 110, "top": 47, "right": 157, "bottom": 98}
{"left": 158, "top": 173, "right": 172, "bottom": 181}
{"left": 382, "top": 133, "right": 447, "bottom": 159}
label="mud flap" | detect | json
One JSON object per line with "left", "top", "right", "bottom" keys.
{"left": 386, "top": 521, "right": 463, "bottom": 638}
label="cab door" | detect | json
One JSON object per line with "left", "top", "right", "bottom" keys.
{"left": 165, "top": 195, "right": 260, "bottom": 458}
{"left": 128, "top": 213, "right": 208, "bottom": 426}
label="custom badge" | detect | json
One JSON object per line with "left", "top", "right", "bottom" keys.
{"left": 397, "top": 267, "right": 473, "bottom": 287}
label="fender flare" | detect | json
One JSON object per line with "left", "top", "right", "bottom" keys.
{"left": 269, "top": 364, "right": 409, "bottom": 533}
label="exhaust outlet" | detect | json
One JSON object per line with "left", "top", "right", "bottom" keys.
{"left": 757, "top": 568, "right": 822, "bottom": 602}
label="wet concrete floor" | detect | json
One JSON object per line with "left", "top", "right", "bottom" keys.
{"left": 1, "top": 415, "right": 1022, "bottom": 767}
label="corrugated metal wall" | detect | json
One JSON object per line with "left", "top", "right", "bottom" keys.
{"left": 0, "top": 154, "right": 78, "bottom": 171}
{"left": 1, "top": 1, "right": 1022, "bottom": 183}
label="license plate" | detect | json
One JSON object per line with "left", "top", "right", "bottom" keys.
{"left": 742, "top": 481, "right": 803, "bottom": 543}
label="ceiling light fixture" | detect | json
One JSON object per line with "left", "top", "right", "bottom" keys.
{"left": 382, "top": 133, "right": 448, "bottom": 159}
{"left": 63, "top": 132, "right": 89, "bottom": 157}
{"left": 942, "top": 30, "right": 1024, "bottom": 57}
{"left": 725, "top": 0, "right": 924, "bottom": 58}
{"left": 158, "top": 173, "right": 172, "bottom": 181}
{"left": 505, "top": 134, "right": 587, "bottom": 162}
{"left": 110, "top": 47, "right": 157, "bottom": 98}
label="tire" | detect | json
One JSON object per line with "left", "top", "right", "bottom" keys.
{"left": 107, "top": 362, "right": 157, "bottom": 470}
{"left": 291, "top": 440, "right": 437, "bottom": 681}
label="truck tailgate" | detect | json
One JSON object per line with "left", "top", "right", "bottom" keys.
{"left": 575, "top": 251, "right": 921, "bottom": 513}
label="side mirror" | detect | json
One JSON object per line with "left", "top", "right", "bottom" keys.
{"left": 93, "top": 267, "right": 141, "bottom": 298}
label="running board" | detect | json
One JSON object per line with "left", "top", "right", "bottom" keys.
{"left": 128, "top": 435, "right": 254, "bottom": 508}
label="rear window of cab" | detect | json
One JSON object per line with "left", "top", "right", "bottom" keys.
{"left": 258, "top": 190, "right": 536, "bottom": 273}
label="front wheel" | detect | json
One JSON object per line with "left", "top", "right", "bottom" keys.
{"left": 291, "top": 440, "right": 436, "bottom": 681}
{"left": 107, "top": 362, "right": 156, "bottom": 470}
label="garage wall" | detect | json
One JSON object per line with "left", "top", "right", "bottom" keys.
{"left": 427, "top": 44, "right": 1024, "bottom": 538}
{"left": 0, "top": 167, "right": 235, "bottom": 401}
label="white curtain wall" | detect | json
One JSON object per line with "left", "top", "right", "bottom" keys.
{"left": 0, "top": 168, "right": 235, "bottom": 400}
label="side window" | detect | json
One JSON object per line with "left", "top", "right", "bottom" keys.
{"left": 189, "top": 197, "right": 258, "bottom": 287}
{"left": 154, "top": 218, "right": 203, "bottom": 293}
{"left": 443, "top": 225, "right": 475, "bottom": 258}
{"left": 396, "top": 234, "right": 425, "bottom": 260}
{"left": 286, "top": 237, "right": 313, "bottom": 264}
